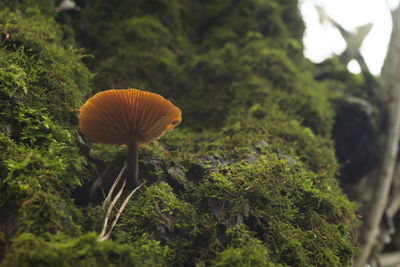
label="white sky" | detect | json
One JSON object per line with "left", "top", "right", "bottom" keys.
{"left": 299, "top": 0, "right": 397, "bottom": 75}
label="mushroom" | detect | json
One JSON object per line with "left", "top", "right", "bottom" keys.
{"left": 79, "top": 89, "right": 181, "bottom": 241}
{"left": 79, "top": 88, "right": 182, "bottom": 187}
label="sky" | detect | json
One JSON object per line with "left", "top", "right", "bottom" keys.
{"left": 299, "top": 0, "right": 397, "bottom": 75}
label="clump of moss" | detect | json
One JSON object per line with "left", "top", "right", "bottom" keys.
{"left": 212, "top": 226, "right": 277, "bottom": 267}
{"left": 113, "top": 182, "right": 199, "bottom": 264}
{"left": 0, "top": 3, "right": 92, "bottom": 260}
{"left": 1, "top": 232, "right": 171, "bottom": 267}
{"left": 192, "top": 151, "right": 355, "bottom": 266}
{"left": 0, "top": 0, "right": 56, "bottom": 17}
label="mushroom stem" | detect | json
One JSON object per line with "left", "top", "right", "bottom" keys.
{"left": 127, "top": 136, "right": 139, "bottom": 187}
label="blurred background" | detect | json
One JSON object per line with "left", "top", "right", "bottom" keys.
{"left": 300, "top": 0, "right": 394, "bottom": 75}
{"left": 300, "top": 1, "right": 400, "bottom": 266}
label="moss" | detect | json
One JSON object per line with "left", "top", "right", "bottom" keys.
{"left": 212, "top": 226, "right": 278, "bottom": 267}
{"left": 192, "top": 155, "right": 355, "bottom": 266}
{"left": 0, "top": 0, "right": 55, "bottom": 17}
{"left": 0, "top": 4, "right": 92, "bottom": 260}
{"left": 113, "top": 182, "right": 199, "bottom": 264}
{"left": 2, "top": 232, "right": 171, "bottom": 267}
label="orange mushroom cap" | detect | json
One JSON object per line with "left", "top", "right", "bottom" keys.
{"left": 79, "top": 89, "right": 182, "bottom": 146}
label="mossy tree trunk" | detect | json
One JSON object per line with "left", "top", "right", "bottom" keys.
{"left": 0, "top": 1, "right": 359, "bottom": 266}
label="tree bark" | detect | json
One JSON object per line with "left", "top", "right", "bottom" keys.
{"left": 353, "top": 6, "right": 400, "bottom": 267}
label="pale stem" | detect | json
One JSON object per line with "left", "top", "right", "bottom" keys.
{"left": 98, "top": 184, "right": 143, "bottom": 242}
{"left": 102, "top": 163, "right": 127, "bottom": 210}
{"left": 98, "top": 178, "right": 126, "bottom": 240}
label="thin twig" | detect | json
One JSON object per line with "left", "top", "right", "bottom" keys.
{"left": 98, "top": 178, "right": 126, "bottom": 240}
{"left": 387, "top": 193, "right": 400, "bottom": 218}
{"left": 102, "top": 163, "right": 127, "bottom": 210}
{"left": 101, "top": 185, "right": 106, "bottom": 199}
{"left": 98, "top": 184, "right": 143, "bottom": 241}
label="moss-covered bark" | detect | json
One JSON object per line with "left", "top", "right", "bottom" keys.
{"left": 0, "top": 0, "right": 357, "bottom": 266}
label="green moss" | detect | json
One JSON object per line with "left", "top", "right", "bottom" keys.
{"left": 192, "top": 155, "right": 355, "bottom": 266}
{"left": 0, "top": 0, "right": 55, "bottom": 17}
{"left": 0, "top": 5, "right": 92, "bottom": 260}
{"left": 212, "top": 226, "right": 278, "bottom": 267}
{"left": 114, "top": 182, "right": 198, "bottom": 264}
{"left": 2, "top": 232, "right": 171, "bottom": 267}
